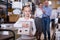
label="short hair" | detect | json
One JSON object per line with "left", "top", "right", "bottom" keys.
{"left": 38, "top": 2, "right": 43, "bottom": 6}
{"left": 22, "top": 6, "right": 30, "bottom": 11}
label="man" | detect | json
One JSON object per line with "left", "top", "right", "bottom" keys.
{"left": 50, "top": 8, "right": 57, "bottom": 29}
{"left": 42, "top": 1, "right": 52, "bottom": 40}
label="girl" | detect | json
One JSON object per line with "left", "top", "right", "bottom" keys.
{"left": 14, "top": 6, "right": 36, "bottom": 40}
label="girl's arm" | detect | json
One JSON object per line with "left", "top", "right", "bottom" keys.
{"left": 14, "top": 18, "right": 22, "bottom": 27}
{"left": 31, "top": 19, "right": 36, "bottom": 36}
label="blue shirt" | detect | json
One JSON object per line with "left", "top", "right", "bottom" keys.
{"left": 42, "top": 6, "right": 52, "bottom": 17}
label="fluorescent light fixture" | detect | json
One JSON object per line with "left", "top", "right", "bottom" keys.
{"left": 10, "top": 0, "right": 14, "bottom": 2}
{"left": 12, "top": 2, "right": 22, "bottom": 9}
{"left": 48, "top": 1, "right": 52, "bottom": 5}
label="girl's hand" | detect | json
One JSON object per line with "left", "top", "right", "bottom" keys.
{"left": 42, "top": 9, "right": 45, "bottom": 14}
{"left": 22, "top": 23, "right": 29, "bottom": 28}
{"left": 29, "top": 32, "right": 33, "bottom": 37}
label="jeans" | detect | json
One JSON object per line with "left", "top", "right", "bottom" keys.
{"left": 42, "top": 17, "right": 50, "bottom": 40}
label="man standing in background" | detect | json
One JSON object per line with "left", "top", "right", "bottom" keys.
{"left": 42, "top": 1, "right": 52, "bottom": 40}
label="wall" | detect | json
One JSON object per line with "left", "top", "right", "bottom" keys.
{"left": 51, "top": 0, "right": 60, "bottom": 8}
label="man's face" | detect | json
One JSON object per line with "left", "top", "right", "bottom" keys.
{"left": 44, "top": 1, "right": 49, "bottom": 7}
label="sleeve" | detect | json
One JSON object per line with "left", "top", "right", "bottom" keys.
{"left": 46, "top": 7, "right": 52, "bottom": 17}
{"left": 34, "top": 10, "right": 37, "bottom": 17}
{"left": 31, "top": 19, "right": 36, "bottom": 35}
{"left": 34, "top": 8, "right": 38, "bottom": 17}
{"left": 14, "top": 18, "right": 22, "bottom": 27}
{"left": 55, "top": 18, "right": 58, "bottom": 24}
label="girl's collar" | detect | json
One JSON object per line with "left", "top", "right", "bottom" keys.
{"left": 23, "top": 17, "right": 30, "bottom": 20}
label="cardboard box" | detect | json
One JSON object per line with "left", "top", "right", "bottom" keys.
{"left": 9, "top": 14, "right": 19, "bottom": 22}
{"left": 17, "top": 21, "right": 32, "bottom": 35}
{"left": 18, "top": 28, "right": 30, "bottom": 35}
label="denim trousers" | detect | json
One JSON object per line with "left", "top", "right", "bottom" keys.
{"left": 42, "top": 17, "right": 50, "bottom": 40}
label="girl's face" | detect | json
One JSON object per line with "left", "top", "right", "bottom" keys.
{"left": 23, "top": 7, "right": 31, "bottom": 17}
